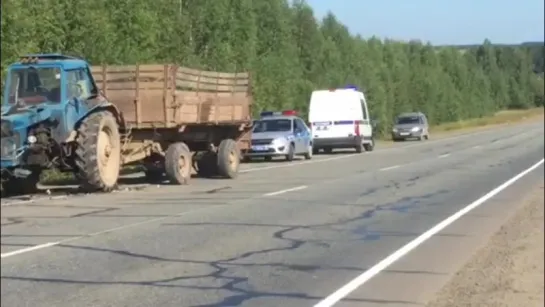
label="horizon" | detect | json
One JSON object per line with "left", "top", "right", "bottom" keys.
{"left": 303, "top": 0, "right": 544, "bottom": 46}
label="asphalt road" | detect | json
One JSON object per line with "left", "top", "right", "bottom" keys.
{"left": 1, "top": 121, "right": 544, "bottom": 307}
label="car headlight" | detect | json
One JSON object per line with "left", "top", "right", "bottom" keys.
{"left": 392, "top": 128, "right": 398, "bottom": 132}
{"left": 411, "top": 127, "right": 420, "bottom": 132}
{"left": 272, "top": 138, "right": 283, "bottom": 145}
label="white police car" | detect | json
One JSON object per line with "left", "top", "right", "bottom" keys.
{"left": 242, "top": 110, "right": 313, "bottom": 162}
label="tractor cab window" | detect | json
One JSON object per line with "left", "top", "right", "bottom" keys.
{"left": 6, "top": 67, "right": 61, "bottom": 105}
{"left": 66, "top": 69, "right": 92, "bottom": 100}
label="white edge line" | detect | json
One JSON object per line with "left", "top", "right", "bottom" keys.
{"left": 313, "top": 158, "right": 544, "bottom": 307}
{"left": 380, "top": 165, "right": 401, "bottom": 171}
{"left": 263, "top": 185, "right": 308, "bottom": 197}
{"left": 438, "top": 153, "right": 450, "bottom": 158}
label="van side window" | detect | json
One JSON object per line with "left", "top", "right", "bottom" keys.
{"left": 360, "top": 98, "right": 368, "bottom": 120}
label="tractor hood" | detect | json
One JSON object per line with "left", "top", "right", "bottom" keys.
{"left": 1, "top": 103, "right": 55, "bottom": 130}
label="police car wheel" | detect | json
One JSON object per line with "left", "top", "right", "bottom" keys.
{"left": 304, "top": 145, "right": 313, "bottom": 160}
{"left": 286, "top": 143, "right": 295, "bottom": 161}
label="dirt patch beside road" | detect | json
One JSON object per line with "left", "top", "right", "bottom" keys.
{"left": 428, "top": 183, "right": 544, "bottom": 307}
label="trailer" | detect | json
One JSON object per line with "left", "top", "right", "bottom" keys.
{"left": 90, "top": 64, "right": 253, "bottom": 184}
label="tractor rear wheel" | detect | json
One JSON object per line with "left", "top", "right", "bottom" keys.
{"left": 74, "top": 111, "right": 121, "bottom": 192}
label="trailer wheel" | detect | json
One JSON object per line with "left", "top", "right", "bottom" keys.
{"left": 217, "top": 139, "right": 239, "bottom": 179}
{"left": 164, "top": 142, "right": 192, "bottom": 185}
{"left": 74, "top": 111, "right": 121, "bottom": 192}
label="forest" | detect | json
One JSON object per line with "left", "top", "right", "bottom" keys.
{"left": 1, "top": 0, "right": 543, "bottom": 137}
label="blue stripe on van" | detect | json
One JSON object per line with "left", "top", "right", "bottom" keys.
{"left": 334, "top": 120, "right": 355, "bottom": 125}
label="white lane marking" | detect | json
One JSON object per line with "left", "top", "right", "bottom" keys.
{"left": 240, "top": 124, "right": 536, "bottom": 174}
{"left": 0, "top": 242, "right": 60, "bottom": 258}
{"left": 241, "top": 155, "right": 357, "bottom": 173}
{"left": 438, "top": 153, "right": 450, "bottom": 158}
{"left": 263, "top": 185, "right": 308, "bottom": 196}
{"left": 1, "top": 206, "right": 220, "bottom": 259}
{"left": 2, "top": 127, "right": 540, "bottom": 256}
{"left": 1, "top": 125, "right": 535, "bottom": 206}
{"left": 313, "top": 158, "right": 544, "bottom": 307}
{"left": 472, "top": 145, "right": 481, "bottom": 149}
{"left": 380, "top": 165, "right": 401, "bottom": 171}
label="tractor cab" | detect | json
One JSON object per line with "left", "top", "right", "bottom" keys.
{"left": 2, "top": 54, "right": 98, "bottom": 110}
{"left": 1, "top": 54, "right": 99, "bottom": 169}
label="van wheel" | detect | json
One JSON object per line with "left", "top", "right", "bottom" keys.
{"left": 355, "top": 137, "right": 364, "bottom": 153}
{"left": 286, "top": 143, "right": 295, "bottom": 161}
{"left": 363, "top": 138, "right": 375, "bottom": 152}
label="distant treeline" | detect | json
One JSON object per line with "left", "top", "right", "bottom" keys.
{"left": 1, "top": 0, "right": 543, "bottom": 137}
{"left": 441, "top": 41, "right": 544, "bottom": 74}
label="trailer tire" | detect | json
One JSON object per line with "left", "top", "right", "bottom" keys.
{"left": 217, "top": 139, "right": 239, "bottom": 179}
{"left": 74, "top": 111, "right": 121, "bottom": 192}
{"left": 164, "top": 142, "right": 192, "bottom": 185}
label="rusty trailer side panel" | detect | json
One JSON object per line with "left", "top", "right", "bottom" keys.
{"left": 90, "top": 64, "right": 253, "bottom": 128}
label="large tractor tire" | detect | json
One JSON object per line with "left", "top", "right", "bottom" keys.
{"left": 164, "top": 142, "right": 192, "bottom": 185}
{"left": 74, "top": 111, "right": 121, "bottom": 192}
{"left": 217, "top": 139, "right": 240, "bottom": 179}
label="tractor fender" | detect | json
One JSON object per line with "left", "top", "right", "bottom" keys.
{"left": 65, "top": 101, "right": 126, "bottom": 143}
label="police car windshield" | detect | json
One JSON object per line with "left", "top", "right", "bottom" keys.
{"left": 253, "top": 119, "right": 292, "bottom": 133}
{"left": 396, "top": 116, "right": 420, "bottom": 125}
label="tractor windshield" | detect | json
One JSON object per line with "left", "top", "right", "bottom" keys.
{"left": 4, "top": 66, "right": 62, "bottom": 105}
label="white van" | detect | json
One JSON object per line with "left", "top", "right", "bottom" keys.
{"left": 308, "top": 86, "right": 375, "bottom": 154}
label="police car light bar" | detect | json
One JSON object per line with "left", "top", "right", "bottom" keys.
{"left": 282, "top": 110, "right": 297, "bottom": 116}
{"left": 328, "top": 85, "right": 358, "bottom": 92}
{"left": 260, "top": 110, "right": 297, "bottom": 117}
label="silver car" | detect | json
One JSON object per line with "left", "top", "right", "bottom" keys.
{"left": 391, "top": 112, "right": 430, "bottom": 141}
{"left": 243, "top": 114, "right": 313, "bottom": 162}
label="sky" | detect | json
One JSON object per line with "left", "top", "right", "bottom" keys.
{"left": 305, "top": 0, "right": 544, "bottom": 45}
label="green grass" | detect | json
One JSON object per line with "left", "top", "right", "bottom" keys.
{"left": 430, "top": 107, "right": 544, "bottom": 133}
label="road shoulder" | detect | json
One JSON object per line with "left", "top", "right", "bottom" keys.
{"left": 428, "top": 183, "right": 544, "bottom": 307}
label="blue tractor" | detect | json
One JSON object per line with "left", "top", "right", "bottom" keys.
{"left": 1, "top": 54, "right": 124, "bottom": 196}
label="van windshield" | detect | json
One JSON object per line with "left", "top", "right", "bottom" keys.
{"left": 253, "top": 119, "right": 292, "bottom": 133}
{"left": 5, "top": 66, "right": 61, "bottom": 105}
{"left": 396, "top": 116, "right": 421, "bottom": 125}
